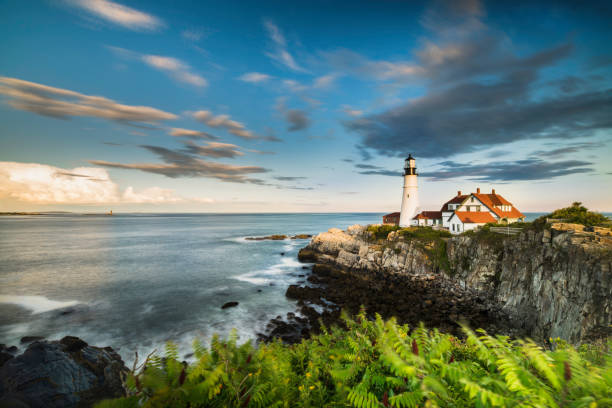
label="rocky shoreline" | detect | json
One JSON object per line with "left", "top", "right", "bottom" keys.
{"left": 0, "top": 337, "right": 127, "bottom": 407}
{"left": 258, "top": 260, "right": 524, "bottom": 345}
{"left": 260, "top": 223, "right": 612, "bottom": 345}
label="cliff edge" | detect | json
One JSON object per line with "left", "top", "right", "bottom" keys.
{"left": 298, "top": 224, "right": 612, "bottom": 343}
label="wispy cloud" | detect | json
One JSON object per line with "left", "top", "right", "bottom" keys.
{"left": 238, "top": 72, "right": 272, "bottom": 83}
{"left": 421, "top": 159, "right": 594, "bottom": 182}
{"left": 341, "top": 105, "right": 363, "bottom": 117}
{"left": 274, "top": 176, "right": 306, "bottom": 181}
{"left": 90, "top": 145, "right": 268, "bottom": 184}
{"left": 531, "top": 142, "right": 604, "bottom": 158}
{"left": 181, "top": 28, "right": 205, "bottom": 42}
{"left": 313, "top": 73, "right": 339, "bottom": 89}
{"left": 275, "top": 97, "right": 311, "bottom": 132}
{"left": 354, "top": 163, "right": 401, "bottom": 177}
{"left": 285, "top": 109, "right": 310, "bottom": 131}
{"left": 181, "top": 141, "right": 244, "bottom": 158}
{"left": 192, "top": 110, "right": 257, "bottom": 139}
{"left": 141, "top": 55, "right": 207, "bottom": 87}
{"left": 0, "top": 161, "right": 211, "bottom": 204}
{"left": 323, "top": 49, "right": 423, "bottom": 82}
{"left": 108, "top": 46, "right": 207, "bottom": 87}
{"left": 68, "top": 0, "right": 163, "bottom": 31}
{"left": 263, "top": 19, "right": 306, "bottom": 72}
{"left": 282, "top": 79, "right": 307, "bottom": 93}
{"left": 0, "top": 76, "right": 177, "bottom": 123}
{"left": 168, "top": 128, "right": 218, "bottom": 140}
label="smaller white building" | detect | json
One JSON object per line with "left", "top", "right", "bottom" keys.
{"left": 448, "top": 211, "right": 497, "bottom": 234}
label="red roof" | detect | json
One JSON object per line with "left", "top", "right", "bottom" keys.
{"left": 413, "top": 211, "right": 442, "bottom": 220}
{"left": 452, "top": 211, "right": 496, "bottom": 224}
{"left": 383, "top": 212, "right": 400, "bottom": 217}
{"left": 472, "top": 193, "right": 525, "bottom": 219}
{"left": 440, "top": 195, "right": 468, "bottom": 212}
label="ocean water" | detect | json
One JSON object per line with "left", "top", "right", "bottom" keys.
{"left": 0, "top": 213, "right": 382, "bottom": 362}
{"left": 0, "top": 211, "right": 602, "bottom": 362}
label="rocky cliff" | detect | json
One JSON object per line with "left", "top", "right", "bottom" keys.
{"left": 0, "top": 336, "right": 127, "bottom": 407}
{"left": 298, "top": 224, "right": 612, "bottom": 343}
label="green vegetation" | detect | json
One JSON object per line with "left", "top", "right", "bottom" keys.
{"left": 98, "top": 312, "right": 611, "bottom": 408}
{"left": 462, "top": 224, "right": 508, "bottom": 249}
{"left": 367, "top": 226, "right": 451, "bottom": 272}
{"left": 367, "top": 224, "right": 401, "bottom": 240}
{"left": 536, "top": 202, "right": 612, "bottom": 228}
{"left": 400, "top": 228, "right": 452, "bottom": 273}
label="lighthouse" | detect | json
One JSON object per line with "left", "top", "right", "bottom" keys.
{"left": 398, "top": 154, "right": 418, "bottom": 227}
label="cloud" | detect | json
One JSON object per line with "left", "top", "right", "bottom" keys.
{"left": 238, "top": 72, "right": 272, "bottom": 83}
{"left": 313, "top": 74, "right": 339, "bottom": 89}
{"left": 108, "top": 47, "right": 207, "bottom": 87}
{"left": 192, "top": 110, "right": 257, "bottom": 139}
{"left": 346, "top": 81, "right": 611, "bottom": 159}
{"left": 323, "top": 49, "right": 423, "bottom": 82}
{"left": 532, "top": 142, "right": 604, "bottom": 158}
{"left": 122, "top": 186, "right": 211, "bottom": 203}
{"left": 168, "top": 127, "right": 218, "bottom": 140}
{"left": 262, "top": 128, "right": 283, "bottom": 142}
{"left": 0, "top": 162, "right": 209, "bottom": 204}
{"left": 181, "top": 28, "right": 205, "bottom": 42}
{"left": 0, "top": 76, "right": 177, "bottom": 123}
{"left": 141, "top": 55, "right": 207, "bottom": 87}
{"left": 341, "top": 105, "right": 363, "bottom": 117}
{"left": 285, "top": 109, "right": 311, "bottom": 131}
{"left": 354, "top": 163, "right": 401, "bottom": 177}
{"left": 246, "top": 149, "right": 276, "bottom": 155}
{"left": 181, "top": 141, "right": 244, "bottom": 158}
{"left": 282, "top": 79, "right": 307, "bottom": 93}
{"left": 263, "top": 20, "right": 306, "bottom": 72}
{"left": 421, "top": 159, "right": 593, "bottom": 182}
{"left": 68, "top": 0, "right": 163, "bottom": 31}
{"left": 90, "top": 145, "right": 268, "bottom": 183}
{"left": 274, "top": 176, "right": 306, "bottom": 181}
{"left": 340, "top": 1, "right": 612, "bottom": 160}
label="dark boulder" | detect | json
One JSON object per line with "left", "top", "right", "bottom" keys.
{"left": 221, "top": 301, "right": 239, "bottom": 309}
{"left": 20, "top": 336, "right": 44, "bottom": 344}
{"left": 0, "top": 337, "right": 128, "bottom": 408}
{"left": 297, "top": 248, "right": 317, "bottom": 262}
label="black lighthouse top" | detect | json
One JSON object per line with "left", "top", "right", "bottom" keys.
{"left": 404, "top": 154, "right": 417, "bottom": 176}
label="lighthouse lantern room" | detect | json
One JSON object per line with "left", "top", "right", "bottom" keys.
{"left": 398, "top": 154, "right": 418, "bottom": 227}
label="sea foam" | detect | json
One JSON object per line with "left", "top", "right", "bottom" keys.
{"left": 0, "top": 295, "right": 80, "bottom": 314}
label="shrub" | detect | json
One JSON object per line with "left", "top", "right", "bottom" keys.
{"left": 367, "top": 224, "right": 401, "bottom": 241}
{"left": 537, "top": 202, "right": 611, "bottom": 227}
{"left": 97, "top": 312, "right": 612, "bottom": 408}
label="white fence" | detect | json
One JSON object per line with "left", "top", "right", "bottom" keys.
{"left": 489, "top": 227, "right": 523, "bottom": 235}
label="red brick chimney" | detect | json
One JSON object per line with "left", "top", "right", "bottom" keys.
{"left": 476, "top": 187, "right": 481, "bottom": 194}
{"left": 492, "top": 188, "right": 496, "bottom": 194}
{"left": 457, "top": 191, "right": 462, "bottom": 196}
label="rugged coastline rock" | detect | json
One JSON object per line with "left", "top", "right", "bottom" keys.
{"left": 0, "top": 336, "right": 128, "bottom": 408}
{"left": 245, "top": 234, "right": 313, "bottom": 241}
{"left": 221, "top": 301, "right": 239, "bottom": 309}
{"left": 290, "top": 224, "right": 612, "bottom": 344}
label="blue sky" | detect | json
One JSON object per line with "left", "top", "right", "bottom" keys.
{"left": 0, "top": 0, "right": 611, "bottom": 212}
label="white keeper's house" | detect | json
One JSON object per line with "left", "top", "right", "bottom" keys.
{"left": 383, "top": 156, "right": 525, "bottom": 234}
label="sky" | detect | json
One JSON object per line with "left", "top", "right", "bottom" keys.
{"left": 0, "top": 0, "right": 611, "bottom": 213}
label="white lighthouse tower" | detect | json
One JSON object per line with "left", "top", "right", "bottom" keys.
{"left": 398, "top": 154, "right": 418, "bottom": 227}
